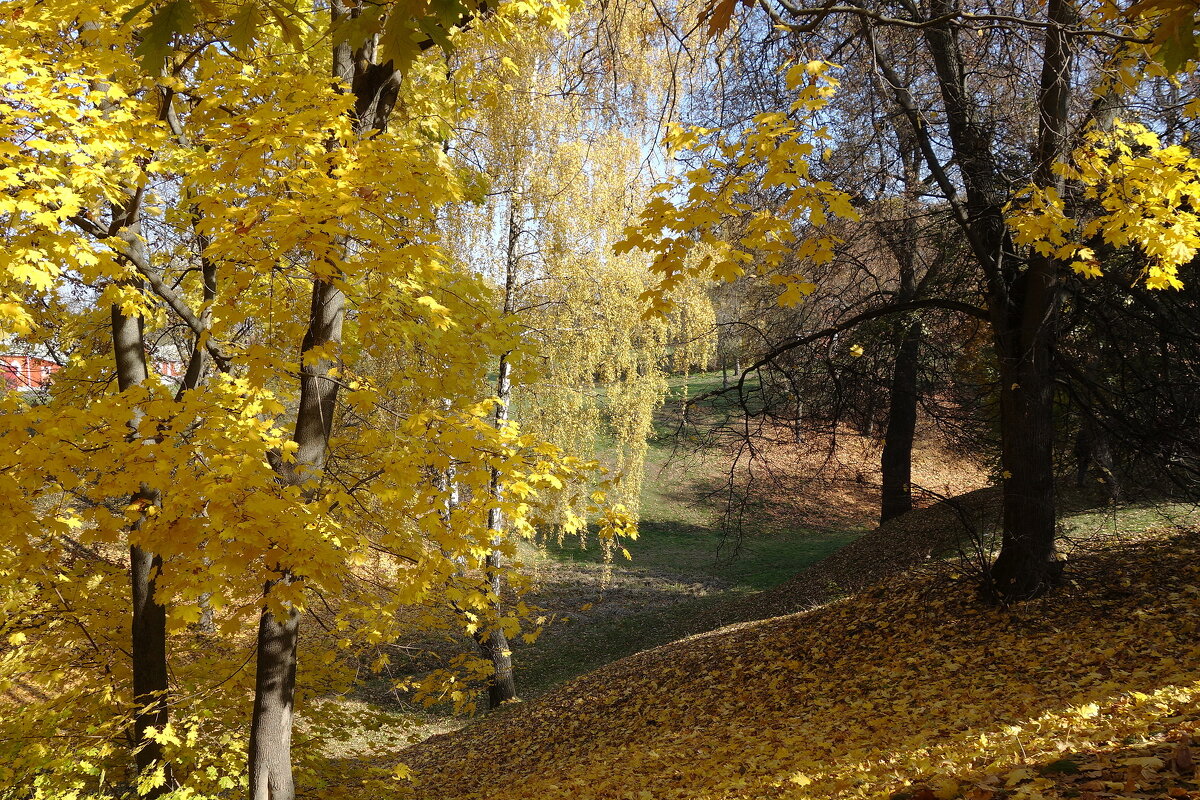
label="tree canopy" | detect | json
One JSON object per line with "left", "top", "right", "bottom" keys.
{"left": 2, "top": 0, "right": 1199, "bottom": 795}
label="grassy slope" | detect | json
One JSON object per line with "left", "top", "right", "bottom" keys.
{"left": 405, "top": 503, "right": 1200, "bottom": 800}
{"left": 508, "top": 372, "right": 864, "bottom": 697}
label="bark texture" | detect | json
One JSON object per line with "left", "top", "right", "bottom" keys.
{"left": 248, "top": 583, "right": 300, "bottom": 800}
{"left": 111, "top": 218, "right": 179, "bottom": 796}
{"left": 247, "top": 8, "right": 391, "bottom": 793}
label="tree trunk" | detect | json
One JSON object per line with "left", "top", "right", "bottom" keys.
{"left": 128, "top": 526, "right": 174, "bottom": 789}
{"left": 880, "top": 318, "right": 921, "bottom": 523}
{"left": 248, "top": 581, "right": 300, "bottom": 800}
{"left": 913, "top": 0, "right": 1075, "bottom": 601}
{"left": 877, "top": 133, "right": 923, "bottom": 525}
{"left": 111, "top": 229, "right": 178, "bottom": 795}
{"left": 247, "top": 7, "right": 364, "bottom": 787}
{"left": 985, "top": 299, "right": 1059, "bottom": 600}
{"left": 476, "top": 546, "right": 517, "bottom": 708}
{"left": 248, "top": 278, "right": 343, "bottom": 799}
{"left": 476, "top": 200, "right": 521, "bottom": 710}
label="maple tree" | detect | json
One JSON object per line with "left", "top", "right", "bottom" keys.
{"left": 0, "top": 0, "right": 650, "bottom": 796}
{"left": 4, "top": 0, "right": 1200, "bottom": 795}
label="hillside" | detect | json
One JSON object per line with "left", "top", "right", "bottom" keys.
{"left": 401, "top": 516, "right": 1200, "bottom": 800}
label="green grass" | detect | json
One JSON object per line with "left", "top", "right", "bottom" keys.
{"left": 1057, "top": 496, "right": 1200, "bottom": 556}
{"left": 540, "top": 520, "right": 861, "bottom": 592}
{"left": 541, "top": 370, "right": 862, "bottom": 592}
{"left": 514, "top": 525, "right": 860, "bottom": 696}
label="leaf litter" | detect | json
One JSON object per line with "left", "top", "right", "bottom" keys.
{"left": 399, "top": 523, "right": 1200, "bottom": 800}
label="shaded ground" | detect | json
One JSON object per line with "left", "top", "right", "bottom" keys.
{"left": 497, "top": 372, "right": 994, "bottom": 697}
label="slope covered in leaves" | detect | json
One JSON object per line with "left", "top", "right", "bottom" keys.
{"left": 404, "top": 524, "right": 1200, "bottom": 800}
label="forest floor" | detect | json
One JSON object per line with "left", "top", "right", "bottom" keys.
{"left": 507, "top": 371, "right": 990, "bottom": 698}
{"left": 403, "top": 510, "right": 1200, "bottom": 800}
{"left": 315, "top": 373, "right": 1200, "bottom": 799}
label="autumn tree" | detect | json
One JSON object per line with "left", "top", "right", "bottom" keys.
{"left": 619, "top": 0, "right": 1200, "bottom": 602}
{"left": 0, "top": 1, "right": 638, "bottom": 797}
{"left": 440, "top": 2, "right": 714, "bottom": 705}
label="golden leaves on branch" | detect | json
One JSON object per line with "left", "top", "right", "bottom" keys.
{"left": 1007, "top": 120, "right": 1200, "bottom": 291}
{"left": 616, "top": 60, "right": 858, "bottom": 317}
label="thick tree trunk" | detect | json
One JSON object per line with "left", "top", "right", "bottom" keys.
{"left": 880, "top": 319, "right": 921, "bottom": 523}
{"left": 128, "top": 525, "right": 175, "bottom": 789}
{"left": 913, "top": 0, "right": 1075, "bottom": 601}
{"left": 985, "top": 301, "right": 1060, "bottom": 600}
{"left": 249, "top": 278, "right": 343, "bottom": 799}
{"left": 85, "top": 66, "right": 175, "bottom": 786}
{"left": 248, "top": 581, "right": 300, "bottom": 800}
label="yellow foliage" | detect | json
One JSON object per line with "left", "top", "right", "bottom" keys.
{"left": 0, "top": 0, "right": 632, "bottom": 793}
{"left": 1008, "top": 120, "right": 1200, "bottom": 289}
{"left": 616, "top": 60, "right": 857, "bottom": 314}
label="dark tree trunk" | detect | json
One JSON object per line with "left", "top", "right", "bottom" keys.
{"left": 877, "top": 133, "right": 923, "bottom": 525}
{"left": 985, "top": 291, "right": 1060, "bottom": 600}
{"left": 128, "top": 527, "right": 175, "bottom": 788}
{"left": 111, "top": 228, "right": 178, "bottom": 795}
{"left": 880, "top": 319, "right": 921, "bottom": 523}
{"left": 913, "top": 0, "right": 1075, "bottom": 601}
{"left": 249, "top": 580, "right": 300, "bottom": 800}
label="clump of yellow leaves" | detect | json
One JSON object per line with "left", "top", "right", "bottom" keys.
{"left": 405, "top": 524, "right": 1200, "bottom": 800}
{"left": 1008, "top": 120, "right": 1200, "bottom": 290}
{"left": 616, "top": 60, "right": 859, "bottom": 316}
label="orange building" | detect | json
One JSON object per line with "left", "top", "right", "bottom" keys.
{"left": 0, "top": 355, "right": 59, "bottom": 391}
{"left": 1, "top": 355, "right": 186, "bottom": 391}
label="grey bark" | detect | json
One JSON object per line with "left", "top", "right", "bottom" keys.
{"left": 110, "top": 214, "right": 179, "bottom": 796}
{"left": 248, "top": 276, "right": 344, "bottom": 800}
{"left": 247, "top": 5, "right": 394, "bottom": 795}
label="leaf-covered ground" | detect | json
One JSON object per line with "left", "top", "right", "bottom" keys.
{"left": 401, "top": 522, "right": 1200, "bottom": 800}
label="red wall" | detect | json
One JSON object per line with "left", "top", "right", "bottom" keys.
{"left": 1, "top": 355, "right": 186, "bottom": 390}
